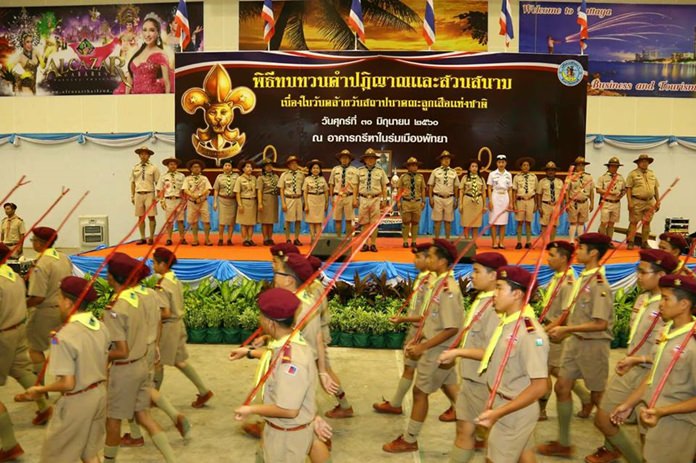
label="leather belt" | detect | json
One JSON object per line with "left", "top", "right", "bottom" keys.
{"left": 542, "top": 200, "right": 554, "bottom": 205}
{"left": 402, "top": 198, "right": 422, "bottom": 202}
{"left": 285, "top": 194, "right": 302, "bottom": 199}
{"left": 113, "top": 355, "right": 145, "bottom": 366}
{"left": 218, "top": 194, "right": 235, "bottom": 199}
{"left": 136, "top": 191, "right": 154, "bottom": 194}
{"left": 488, "top": 387, "right": 513, "bottom": 401}
{"left": 0, "top": 319, "right": 25, "bottom": 333}
{"left": 360, "top": 194, "right": 380, "bottom": 199}
{"left": 308, "top": 192, "right": 325, "bottom": 195}
{"left": 604, "top": 199, "right": 620, "bottom": 203}
{"left": 631, "top": 195, "right": 653, "bottom": 201}
{"left": 241, "top": 197, "right": 256, "bottom": 200}
{"left": 65, "top": 380, "right": 104, "bottom": 397}
{"left": 516, "top": 196, "right": 533, "bottom": 201}
{"left": 465, "top": 194, "right": 481, "bottom": 199}
{"left": 574, "top": 199, "right": 588, "bottom": 203}
{"left": 434, "top": 194, "right": 453, "bottom": 198}
{"left": 265, "top": 420, "right": 311, "bottom": 432}
{"left": 164, "top": 196, "right": 180, "bottom": 200}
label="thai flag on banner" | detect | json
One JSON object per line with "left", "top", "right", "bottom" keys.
{"left": 262, "top": 0, "right": 275, "bottom": 43}
{"left": 422, "top": 0, "right": 435, "bottom": 47}
{"left": 349, "top": 0, "right": 366, "bottom": 42}
{"left": 577, "top": 0, "right": 589, "bottom": 39}
{"left": 498, "top": 0, "right": 514, "bottom": 47}
{"left": 174, "top": 0, "right": 191, "bottom": 49}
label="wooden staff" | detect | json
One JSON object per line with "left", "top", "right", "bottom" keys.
{"left": 647, "top": 322, "right": 696, "bottom": 408}
{"left": 0, "top": 175, "right": 30, "bottom": 207}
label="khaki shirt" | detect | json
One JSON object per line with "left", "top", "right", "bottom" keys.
{"left": 459, "top": 175, "right": 485, "bottom": 200}
{"left": 130, "top": 162, "right": 160, "bottom": 192}
{"left": 460, "top": 293, "right": 499, "bottom": 383}
{"left": 536, "top": 177, "right": 564, "bottom": 203}
{"left": 279, "top": 170, "right": 305, "bottom": 197}
{"left": 421, "top": 274, "right": 464, "bottom": 352}
{"left": 568, "top": 172, "right": 594, "bottom": 202}
{"left": 0, "top": 265, "right": 27, "bottom": 329}
{"left": 296, "top": 290, "right": 322, "bottom": 361}
{"left": 49, "top": 314, "right": 110, "bottom": 391}
{"left": 302, "top": 175, "right": 328, "bottom": 195}
{"left": 156, "top": 272, "right": 184, "bottom": 320}
{"left": 1, "top": 216, "right": 25, "bottom": 244}
{"left": 328, "top": 165, "right": 359, "bottom": 195}
{"left": 257, "top": 173, "right": 280, "bottom": 196}
{"left": 134, "top": 286, "right": 160, "bottom": 345}
{"left": 182, "top": 175, "right": 212, "bottom": 198}
{"left": 102, "top": 289, "right": 148, "bottom": 361}
{"left": 27, "top": 249, "right": 73, "bottom": 309}
{"left": 156, "top": 171, "right": 186, "bottom": 198}
{"left": 627, "top": 292, "right": 664, "bottom": 360}
{"left": 626, "top": 168, "right": 659, "bottom": 200}
{"left": 398, "top": 173, "right": 426, "bottom": 201}
{"left": 233, "top": 174, "right": 257, "bottom": 199}
{"left": 512, "top": 173, "right": 538, "bottom": 199}
{"left": 567, "top": 269, "right": 613, "bottom": 340}
{"left": 213, "top": 173, "right": 239, "bottom": 198}
{"left": 357, "top": 166, "right": 387, "bottom": 196}
{"left": 596, "top": 172, "right": 626, "bottom": 202}
{"left": 545, "top": 269, "right": 576, "bottom": 322}
{"left": 427, "top": 166, "right": 458, "bottom": 196}
{"left": 407, "top": 271, "right": 433, "bottom": 318}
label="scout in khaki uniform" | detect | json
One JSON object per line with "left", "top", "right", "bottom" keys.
{"left": 130, "top": 146, "right": 160, "bottom": 245}
{"left": 658, "top": 232, "right": 696, "bottom": 278}
{"left": 279, "top": 156, "right": 306, "bottom": 246}
{"left": 626, "top": 154, "right": 660, "bottom": 250}
{"left": 357, "top": 148, "right": 388, "bottom": 252}
{"left": 398, "top": 157, "right": 426, "bottom": 248}
{"left": 596, "top": 157, "right": 626, "bottom": 243}
{"left": 183, "top": 159, "right": 213, "bottom": 246}
{"left": 235, "top": 160, "right": 259, "bottom": 247}
{"left": 156, "top": 158, "right": 187, "bottom": 246}
{"left": 438, "top": 252, "right": 508, "bottom": 462}
{"left": 25, "top": 277, "right": 110, "bottom": 463}
{"left": 536, "top": 161, "right": 564, "bottom": 241}
{"left": 213, "top": 161, "right": 239, "bottom": 246}
{"left": 1, "top": 203, "right": 25, "bottom": 258}
{"left": 566, "top": 156, "right": 595, "bottom": 242}
{"left": 303, "top": 160, "right": 329, "bottom": 245}
{"left": 585, "top": 250, "right": 676, "bottom": 463}
{"left": 477, "top": 266, "right": 549, "bottom": 463}
{"left": 383, "top": 239, "right": 463, "bottom": 453}
{"left": 102, "top": 253, "right": 177, "bottom": 463}
{"left": 610, "top": 274, "right": 696, "bottom": 463}
{"left": 539, "top": 233, "right": 614, "bottom": 458}
{"left": 487, "top": 155, "right": 514, "bottom": 249}
{"left": 512, "top": 157, "right": 538, "bottom": 249}
{"left": 328, "top": 149, "right": 358, "bottom": 238}
{"left": 428, "top": 150, "right": 458, "bottom": 240}
{"left": 257, "top": 159, "right": 280, "bottom": 246}
{"left": 458, "top": 159, "right": 486, "bottom": 241}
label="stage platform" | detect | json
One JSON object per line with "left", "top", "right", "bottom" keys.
{"left": 67, "top": 233, "right": 684, "bottom": 290}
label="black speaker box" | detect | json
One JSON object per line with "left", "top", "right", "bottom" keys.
{"left": 455, "top": 239, "right": 476, "bottom": 263}
{"left": 312, "top": 235, "right": 350, "bottom": 262}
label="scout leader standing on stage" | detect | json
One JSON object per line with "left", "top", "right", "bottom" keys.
{"left": 487, "top": 154, "right": 514, "bottom": 249}
{"left": 156, "top": 158, "right": 187, "bottom": 246}
{"left": 567, "top": 156, "right": 595, "bottom": 242}
{"left": 280, "top": 155, "right": 306, "bottom": 246}
{"left": 303, "top": 159, "right": 329, "bottom": 245}
{"left": 328, "top": 149, "right": 358, "bottom": 239}
{"left": 596, "top": 157, "right": 626, "bottom": 244}
{"left": 235, "top": 160, "right": 259, "bottom": 247}
{"left": 357, "top": 148, "right": 388, "bottom": 252}
{"left": 428, "top": 150, "right": 458, "bottom": 241}
{"left": 213, "top": 160, "right": 239, "bottom": 246}
{"left": 537, "top": 161, "right": 564, "bottom": 241}
{"left": 182, "top": 159, "right": 213, "bottom": 246}
{"left": 610, "top": 274, "right": 696, "bottom": 463}
{"left": 626, "top": 154, "right": 661, "bottom": 250}
{"left": 257, "top": 159, "right": 280, "bottom": 246}
{"left": 398, "top": 157, "right": 426, "bottom": 248}
{"left": 130, "top": 146, "right": 160, "bottom": 245}
{"left": 584, "top": 249, "right": 676, "bottom": 463}
{"left": 512, "top": 157, "right": 538, "bottom": 249}
{"left": 459, "top": 159, "right": 486, "bottom": 241}
{"left": 1, "top": 203, "right": 25, "bottom": 258}
{"left": 658, "top": 232, "right": 696, "bottom": 278}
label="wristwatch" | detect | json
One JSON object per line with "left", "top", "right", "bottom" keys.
{"left": 246, "top": 347, "right": 255, "bottom": 359}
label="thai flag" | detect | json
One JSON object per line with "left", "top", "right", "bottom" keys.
{"left": 348, "top": 0, "right": 365, "bottom": 42}
{"left": 498, "top": 0, "right": 514, "bottom": 47}
{"left": 577, "top": 0, "right": 589, "bottom": 39}
{"left": 174, "top": 0, "right": 191, "bottom": 50}
{"left": 262, "top": 0, "right": 275, "bottom": 43}
{"left": 422, "top": 0, "right": 435, "bottom": 47}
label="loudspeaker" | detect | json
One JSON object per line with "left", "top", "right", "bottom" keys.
{"left": 455, "top": 239, "right": 476, "bottom": 263}
{"left": 312, "top": 235, "right": 350, "bottom": 262}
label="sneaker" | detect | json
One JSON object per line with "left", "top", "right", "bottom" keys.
{"left": 325, "top": 404, "right": 354, "bottom": 419}
{"left": 175, "top": 415, "right": 192, "bottom": 439}
{"left": 0, "top": 444, "right": 24, "bottom": 462}
{"left": 515, "top": 242, "right": 523, "bottom": 250}
{"left": 576, "top": 402, "right": 594, "bottom": 419}
{"left": 120, "top": 433, "right": 145, "bottom": 447}
{"left": 372, "top": 400, "right": 403, "bottom": 415}
{"left": 242, "top": 422, "right": 263, "bottom": 439}
{"left": 585, "top": 446, "right": 622, "bottom": 463}
{"left": 32, "top": 406, "right": 53, "bottom": 426}
{"left": 537, "top": 441, "right": 574, "bottom": 457}
{"left": 383, "top": 435, "right": 418, "bottom": 453}
{"left": 438, "top": 405, "right": 456, "bottom": 422}
{"left": 191, "top": 390, "right": 214, "bottom": 408}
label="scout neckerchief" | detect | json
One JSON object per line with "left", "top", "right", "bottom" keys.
{"left": 366, "top": 166, "right": 374, "bottom": 191}
{"left": 468, "top": 174, "right": 480, "bottom": 203}
{"left": 265, "top": 172, "right": 278, "bottom": 195}
{"left": 140, "top": 161, "right": 149, "bottom": 181}
{"left": 479, "top": 305, "right": 536, "bottom": 374}
{"left": 408, "top": 271, "right": 432, "bottom": 315}
{"left": 421, "top": 270, "right": 453, "bottom": 314}
{"left": 409, "top": 173, "right": 416, "bottom": 198}
{"left": 522, "top": 173, "right": 529, "bottom": 195}
{"left": 646, "top": 318, "right": 696, "bottom": 385}
{"left": 42, "top": 248, "right": 60, "bottom": 260}
{"left": 568, "top": 266, "right": 606, "bottom": 314}
{"left": 460, "top": 290, "right": 495, "bottom": 348}
{"left": 69, "top": 312, "right": 101, "bottom": 331}
{"left": 224, "top": 173, "right": 234, "bottom": 196}
{"left": 312, "top": 174, "right": 322, "bottom": 193}
{"left": 628, "top": 292, "right": 661, "bottom": 345}
{"left": 252, "top": 331, "right": 307, "bottom": 400}
{"left": 341, "top": 165, "right": 347, "bottom": 187}
{"left": 442, "top": 166, "right": 449, "bottom": 186}
{"left": 290, "top": 170, "right": 298, "bottom": 193}
{"left": 133, "top": 284, "right": 149, "bottom": 297}
{"left": 163, "top": 271, "right": 177, "bottom": 284}
{"left": 167, "top": 171, "right": 180, "bottom": 194}
{"left": 0, "top": 264, "right": 16, "bottom": 282}
{"left": 549, "top": 177, "right": 556, "bottom": 203}
{"left": 117, "top": 288, "right": 139, "bottom": 308}
{"left": 542, "top": 267, "right": 576, "bottom": 308}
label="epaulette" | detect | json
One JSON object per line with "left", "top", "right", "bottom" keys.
{"left": 596, "top": 272, "right": 604, "bottom": 283}
{"left": 524, "top": 317, "right": 535, "bottom": 333}
{"left": 280, "top": 343, "right": 292, "bottom": 364}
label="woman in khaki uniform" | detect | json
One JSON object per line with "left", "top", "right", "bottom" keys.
{"left": 212, "top": 161, "right": 239, "bottom": 246}
{"left": 303, "top": 160, "right": 329, "bottom": 244}
{"left": 458, "top": 159, "right": 486, "bottom": 241}
{"left": 234, "top": 160, "right": 258, "bottom": 247}
{"left": 257, "top": 159, "right": 280, "bottom": 246}
{"left": 279, "top": 156, "right": 306, "bottom": 246}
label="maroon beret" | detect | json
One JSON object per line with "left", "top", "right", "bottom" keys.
{"left": 639, "top": 249, "right": 679, "bottom": 274}
{"left": 107, "top": 252, "right": 140, "bottom": 279}
{"left": 270, "top": 242, "right": 300, "bottom": 257}
{"left": 258, "top": 288, "right": 301, "bottom": 320}
{"left": 411, "top": 242, "right": 432, "bottom": 254}
{"left": 472, "top": 252, "right": 508, "bottom": 270}
{"left": 284, "top": 253, "right": 314, "bottom": 282}
{"left": 578, "top": 232, "right": 612, "bottom": 246}
{"left": 659, "top": 274, "right": 696, "bottom": 295}
{"left": 546, "top": 240, "right": 575, "bottom": 255}
{"left": 497, "top": 265, "right": 535, "bottom": 291}
{"left": 153, "top": 247, "right": 177, "bottom": 266}
{"left": 33, "top": 226, "right": 57, "bottom": 243}
{"left": 432, "top": 238, "right": 458, "bottom": 262}
{"left": 659, "top": 233, "right": 688, "bottom": 252}
{"left": 60, "top": 276, "right": 98, "bottom": 303}
{"left": 307, "top": 255, "right": 322, "bottom": 272}
{"left": 0, "top": 243, "right": 10, "bottom": 260}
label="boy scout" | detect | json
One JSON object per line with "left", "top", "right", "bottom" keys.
{"left": 438, "top": 252, "right": 507, "bottom": 462}
{"left": 596, "top": 157, "right": 626, "bottom": 243}
{"left": 213, "top": 161, "right": 239, "bottom": 246}
{"left": 428, "top": 150, "right": 458, "bottom": 240}
{"left": 476, "top": 266, "right": 549, "bottom": 463}
{"left": 566, "top": 156, "right": 595, "bottom": 242}
{"left": 610, "top": 274, "right": 696, "bottom": 463}
{"left": 257, "top": 159, "right": 280, "bottom": 246}
{"left": 538, "top": 233, "right": 614, "bottom": 458}
{"left": 512, "top": 157, "right": 537, "bottom": 249}
{"left": 235, "top": 160, "right": 259, "bottom": 247}
{"left": 383, "top": 239, "right": 462, "bottom": 453}
{"left": 183, "top": 159, "right": 213, "bottom": 246}
{"left": 303, "top": 160, "right": 329, "bottom": 244}
{"left": 536, "top": 161, "right": 564, "bottom": 241}
{"left": 357, "top": 148, "right": 388, "bottom": 252}
{"left": 328, "top": 149, "right": 358, "bottom": 239}
{"left": 26, "top": 277, "right": 110, "bottom": 463}
{"left": 658, "top": 232, "right": 695, "bottom": 277}
{"left": 280, "top": 155, "right": 306, "bottom": 246}
{"left": 585, "top": 249, "right": 676, "bottom": 463}
{"left": 1, "top": 203, "right": 25, "bottom": 258}
{"left": 156, "top": 158, "right": 186, "bottom": 246}
{"left": 130, "top": 146, "right": 160, "bottom": 245}
{"left": 626, "top": 154, "right": 660, "bottom": 250}
{"left": 398, "top": 157, "right": 426, "bottom": 248}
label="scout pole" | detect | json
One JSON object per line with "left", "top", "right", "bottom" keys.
{"left": 0, "top": 175, "right": 30, "bottom": 207}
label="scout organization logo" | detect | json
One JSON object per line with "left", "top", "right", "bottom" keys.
{"left": 557, "top": 60, "right": 584, "bottom": 87}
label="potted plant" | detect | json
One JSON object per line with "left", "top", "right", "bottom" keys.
{"left": 327, "top": 296, "right": 343, "bottom": 346}
{"left": 183, "top": 296, "right": 207, "bottom": 343}
{"left": 334, "top": 309, "right": 355, "bottom": 348}
{"left": 221, "top": 301, "right": 242, "bottom": 344}
{"left": 204, "top": 295, "right": 224, "bottom": 344}
{"left": 238, "top": 306, "right": 260, "bottom": 342}
{"left": 368, "top": 311, "right": 391, "bottom": 349}
{"left": 351, "top": 309, "right": 371, "bottom": 348}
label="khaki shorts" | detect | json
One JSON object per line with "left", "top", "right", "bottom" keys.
{"left": 455, "top": 378, "right": 488, "bottom": 422}
{"left": 400, "top": 199, "right": 423, "bottom": 224}
{"left": 600, "top": 365, "right": 650, "bottom": 414}
{"left": 217, "top": 196, "right": 238, "bottom": 225}
{"left": 27, "top": 306, "right": 62, "bottom": 352}
{"left": 415, "top": 347, "right": 457, "bottom": 394}
{"left": 107, "top": 358, "right": 150, "bottom": 420}
{"left": 568, "top": 199, "right": 590, "bottom": 223}
{"left": 187, "top": 200, "right": 210, "bottom": 224}
{"left": 332, "top": 195, "right": 355, "bottom": 221}
{"left": 515, "top": 198, "right": 535, "bottom": 222}
{"left": 432, "top": 195, "right": 454, "bottom": 222}
{"left": 284, "top": 197, "right": 303, "bottom": 222}
{"left": 600, "top": 201, "right": 620, "bottom": 224}
{"left": 644, "top": 414, "right": 696, "bottom": 463}
{"left": 134, "top": 192, "right": 157, "bottom": 217}
{"left": 159, "top": 320, "right": 189, "bottom": 366}
{"left": 629, "top": 198, "right": 655, "bottom": 224}
{"left": 262, "top": 421, "right": 314, "bottom": 463}
{"left": 163, "top": 197, "right": 185, "bottom": 221}
{"left": 0, "top": 326, "right": 33, "bottom": 385}
{"left": 487, "top": 396, "right": 539, "bottom": 463}
{"left": 548, "top": 339, "right": 564, "bottom": 369}
{"left": 358, "top": 197, "right": 381, "bottom": 225}
{"left": 539, "top": 202, "right": 554, "bottom": 226}
{"left": 559, "top": 336, "right": 610, "bottom": 392}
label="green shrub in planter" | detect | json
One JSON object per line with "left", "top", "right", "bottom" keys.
{"left": 385, "top": 332, "right": 406, "bottom": 349}
{"left": 353, "top": 333, "right": 370, "bottom": 348}
{"left": 221, "top": 302, "right": 242, "bottom": 344}
{"left": 338, "top": 332, "right": 354, "bottom": 347}
{"left": 238, "top": 306, "right": 260, "bottom": 340}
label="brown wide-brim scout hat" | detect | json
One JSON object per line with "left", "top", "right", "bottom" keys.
{"left": 135, "top": 146, "right": 154, "bottom": 156}
{"left": 285, "top": 155, "right": 301, "bottom": 166}
{"left": 404, "top": 157, "right": 423, "bottom": 167}
{"left": 186, "top": 159, "right": 205, "bottom": 171}
{"left": 516, "top": 156, "right": 535, "bottom": 169}
{"left": 336, "top": 149, "right": 354, "bottom": 161}
{"left": 161, "top": 157, "right": 181, "bottom": 167}
{"left": 574, "top": 156, "right": 590, "bottom": 166}
{"left": 259, "top": 158, "right": 277, "bottom": 167}
{"left": 306, "top": 158, "right": 323, "bottom": 169}
{"left": 437, "top": 150, "right": 453, "bottom": 160}
{"left": 604, "top": 156, "right": 623, "bottom": 167}
{"left": 361, "top": 148, "right": 379, "bottom": 162}
{"left": 633, "top": 153, "right": 654, "bottom": 164}
{"left": 544, "top": 161, "right": 558, "bottom": 171}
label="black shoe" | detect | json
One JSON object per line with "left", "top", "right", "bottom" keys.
{"left": 147, "top": 239, "right": 154, "bottom": 245}
{"left": 370, "top": 245, "right": 378, "bottom": 252}
{"left": 180, "top": 239, "right": 188, "bottom": 245}
{"left": 403, "top": 242, "right": 409, "bottom": 248}
{"left": 243, "top": 240, "right": 251, "bottom": 247}
{"left": 227, "top": 239, "right": 233, "bottom": 246}
{"left": 217, "top": 240, "right": 224, "bottom": 246}
{"left": 293, "top": 239, "right": 302, "bottom": 246}
{"left": 136, "top": 239, "right": 146, "bottom": 245}
{"left": 286, "top": 239, "right": 293, "bottom": 244}
{"left": 411, "top": 242, "right": 417, "bottom": 248}
{"left": 249, "top": 241, "right": 257, "bottom": 246}
{"left": 360, "top": 244, "right": 369, "bottom": 252}
{"left": 166, "top": 239, "right": 173, "bottom": 246}
{"left": 525, "top": 243, "right": 531, "bottom": 249}
{"left": 515, "top": 242, "right": 522, "bottom": 250}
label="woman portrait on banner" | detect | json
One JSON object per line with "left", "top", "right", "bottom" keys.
{"left": 114, "top": 14, "right": 174, "bottom": 95}
{"left": 8, "top": 30, "right": 40, "bottom": 95}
